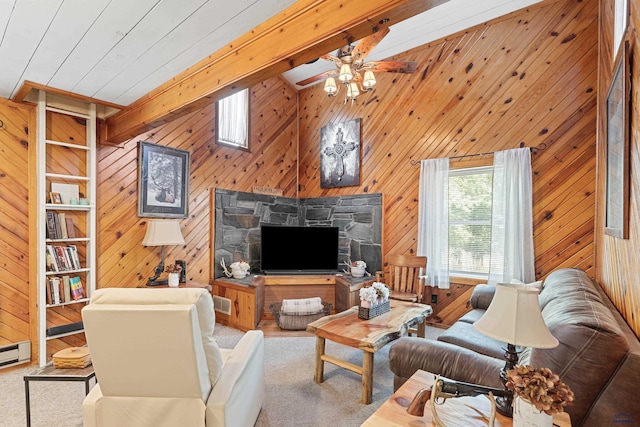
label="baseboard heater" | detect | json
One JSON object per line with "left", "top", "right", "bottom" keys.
{"left": 46, "top": 321, "right": 84, "bottom": 337}
{"left": 0, "top": 340, "right": 31, "bottom": 369}
{"left": 212, "top": 295, "right": 232, "bottom": 315}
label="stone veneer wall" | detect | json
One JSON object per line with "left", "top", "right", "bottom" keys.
{"left": 214, "top": 188, "right": 382, "bottom": 278}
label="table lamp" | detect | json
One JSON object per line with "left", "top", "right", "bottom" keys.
{"left": 473, "top": 282, "right": 558, "bottom": 416}
{"left": 142, "top": 219, "right": 185, "bottom": 286}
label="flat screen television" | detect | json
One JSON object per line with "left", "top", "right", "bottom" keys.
{"left": 260, "top": 225, "right": 339, "bottom": 275}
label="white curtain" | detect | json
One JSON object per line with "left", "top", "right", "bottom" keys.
{"left": 488, "top": 147, "right": 535, "bottom": 285}
{"left": 418, "top": 158, "right": 450, "bottom": 289}
{"left": 218, "top": 89, "right": 248, "bottom": 147}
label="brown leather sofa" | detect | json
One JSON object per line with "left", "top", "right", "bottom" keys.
{"left": 389, "top": 268, "right": 640, "bottom": 426}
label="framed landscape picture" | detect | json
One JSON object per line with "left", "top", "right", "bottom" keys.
{"left": 320, "top": 118, "right": 361, "bottom": 188}
{"left": 604, "top": 40, "right": 630, "bottom": 239}
{"left": 138, "top": 141, "right": 190, "bottom": 218}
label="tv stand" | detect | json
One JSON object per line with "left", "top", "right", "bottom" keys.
{"left": 212, "top": 274, "right": 375, "bottom": 330}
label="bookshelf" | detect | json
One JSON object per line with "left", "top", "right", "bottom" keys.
{"left": 35, "top": 90, "right": 96, "bottom": 366}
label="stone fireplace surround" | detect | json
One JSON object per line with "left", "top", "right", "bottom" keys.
{"left": 214, "top": 189, "right": 383, "bottom": 279}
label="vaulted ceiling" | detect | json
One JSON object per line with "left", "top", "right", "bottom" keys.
{"left": 1, "top": 0, "right": 542, "bottom": 108}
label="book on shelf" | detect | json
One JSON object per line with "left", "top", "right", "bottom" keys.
{"left": 69, "top": 276, "right": 85, "bottom": 300}
{"left": 62, "top": 275, "right": 71, "bottom": 302}
{"left": 65, "top": 217, "right": 76, "bottom": 238}
{"left": 50, "top": 276, "right": 62, "bottom": 304}
{"left": 46, "top": 321, "right": 83, "bottom": 337}
{"left": 46, "top": 212, "right": 58, "bottom": 239}
{"left": 59, "top": 213, "right": 68, "bottom": 238}
{"left": 45, "top": 246, "right": 58, "bottom": 272}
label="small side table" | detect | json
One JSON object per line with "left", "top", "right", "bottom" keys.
{"left": 23, "top": 363, "right": 96, "bottom": 427}
{"left": 362, "top": 369, "right": 571, "bottom": 426}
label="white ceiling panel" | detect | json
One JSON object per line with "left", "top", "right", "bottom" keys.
{"left": 0, "top": 0, "right": 64, "bottom": 98}
{"left": 0, "top": 0, "right": 543, "bottom": 106}
{"left": 46, "top": 0, "right": 166, "bottom": 95}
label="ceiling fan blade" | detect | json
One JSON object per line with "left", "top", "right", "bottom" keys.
{"left": 296, "top": 69, "right": 339, "bottom": 86}
{"left": 352, "top": 27, "right": 391, "bottom": 60}
{"left": 363, "top": 61, "right": 418, "bottom": 74}
{"left": 320, "top": 54, "right": 342, "bottom": 67}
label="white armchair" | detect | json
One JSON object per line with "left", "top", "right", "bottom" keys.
{"left": 81, "top": 287, "right": 264, "bottom": 427}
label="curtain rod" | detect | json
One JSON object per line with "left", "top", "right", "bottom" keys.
{"left": 409, "top": 143, "right": 546, "bottom": 166}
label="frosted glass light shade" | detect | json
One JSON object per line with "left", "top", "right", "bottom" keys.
{"left": 142, "top": 219, "right": 185, "bottom": 246}
{"left": 338, "top": 64, "right": 353, "bottom": 82}
{"left": 347, "top": 82, "right": 360, "bottom": 99}
{"left": 363, "top": 70, "right": 376, "bottom": 88}
{"left": 324, "top": 77, "right": 338, "bottom": 95}
{"left": 473, "top": 283, "right": 558, "bottom": 348}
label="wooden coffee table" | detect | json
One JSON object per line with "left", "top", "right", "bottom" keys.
{"left": 362, "top": 369, "right": 572, "bottom": 426}
{"left": 306, "top": 300, "right": 432, "bottom": 404}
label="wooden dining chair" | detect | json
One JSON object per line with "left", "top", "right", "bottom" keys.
{"left": 375, "top": 254, "right": 428, "bottom": 303}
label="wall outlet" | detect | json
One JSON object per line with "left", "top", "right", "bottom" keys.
{"left": 431, "top": 294, "right": 438, "bottom": 304}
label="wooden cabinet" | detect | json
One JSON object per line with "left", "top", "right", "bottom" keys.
{"left": 335, "top": 275, "right": 375, "bottom": 312}
{"left": 212, "top": 277, "right": 264, "bottom": 332}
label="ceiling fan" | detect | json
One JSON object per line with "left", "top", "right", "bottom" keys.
{"left": 296, "top": 27, "right": 417, "bottom": 102}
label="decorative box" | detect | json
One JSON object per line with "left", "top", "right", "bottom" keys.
{"left": 53, "top": 346, "right": 91, "bottom": 369}
{"left": 358, "top": 300, "right": 390, "bottom": 319}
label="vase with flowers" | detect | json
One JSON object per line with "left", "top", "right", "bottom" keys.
{"left": 506, "top": 365, "right": 574, "bottom": 427}
{"left": 358, "top": 282, "right": 390, "bottom": 319}
{"left": 165, "top": 263, "right": 183, "bottom": 287}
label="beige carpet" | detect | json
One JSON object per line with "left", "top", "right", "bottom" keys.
{"left": 0, "top": 323, "right": 443, "bottom": 427}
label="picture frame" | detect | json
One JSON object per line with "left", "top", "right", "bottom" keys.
{"left": 49, "top": 192, "right": 62, "bottom": 204}
{"left": 320, "top": 118, "right": 361, "bottom": 188}
{"left": 604, "top": 40, "right": 630, "bottom": 239}
{"left": 138, "top": 141, "right": 190, "bottom": 218}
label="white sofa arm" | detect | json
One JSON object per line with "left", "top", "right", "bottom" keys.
{"left": 206, "top": 330, "right": 265, "bottom": 427}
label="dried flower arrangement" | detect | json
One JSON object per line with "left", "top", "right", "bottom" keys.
{"left": 165, "top": 263, "right": 183, "bottom": 274}
{"left": 506, "top": 365, "right": 574, "bottom": 415}
{"left": 359, "top": 282, "right": 390, "bottom": 305}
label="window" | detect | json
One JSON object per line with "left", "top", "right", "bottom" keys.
{"left": 448, "top": 166, "right": 493, "bottom": 277}
{"left": 217, "top": 89, "right": 249, "bottom": 149}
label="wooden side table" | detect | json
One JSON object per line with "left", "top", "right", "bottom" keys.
{"left": 362, "top": 369, "right": 571, "bottom": 426}
{"left": 212, "top": 276, "right": 264, "bottom": 331}
{"left": 139, "top": 280, "right": 212, "bottom": 292}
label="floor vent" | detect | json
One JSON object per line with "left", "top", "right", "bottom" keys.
{"left": 212, "top": 295, "right": 232, "bottom": 315}
{"left": 0, "top": 340, "right": 30, "bottom": 369}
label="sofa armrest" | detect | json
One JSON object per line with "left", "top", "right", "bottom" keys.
{"left": 389, "top": 337, "right": 504, "bottom": 390}
{"left": 470, "top": 284, "right": 496, "bottom": 310}
{"left": 206, "top": 330, "right": 265, "bottom": 427}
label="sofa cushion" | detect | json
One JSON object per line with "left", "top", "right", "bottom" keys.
{"left": 438, "top": 321, "right": 505, "bottom": 359}
{"left": 458, "top": 308, "right": 484, "bottom": 324}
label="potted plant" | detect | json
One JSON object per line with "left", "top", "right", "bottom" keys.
{"left": 506, "top": 365, "right": 574, "bottom": 426}
{"left": 165, "top": 263, "right": 183, "bottom": 287}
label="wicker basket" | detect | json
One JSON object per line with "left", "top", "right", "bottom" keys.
{"left": 53, "top": 347, "right": 91, "bottom": 369}
{"left": 270, "top": 301, "right": 332, "bottom": 330}
{"left": 358, "top": 300, "right": 390, "bottom": 319}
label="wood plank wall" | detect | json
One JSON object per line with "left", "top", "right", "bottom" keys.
{"left": 298, "top": 0, "right": 599, "bottom": 326}
{"left": 596, "top": 0, "right": 640, "bottom": 336}
{"left": 0, "top": 98, "right": 32, "bottom": 347}
{"left": 96, "top": 76, "right": 298, "bottom": 291}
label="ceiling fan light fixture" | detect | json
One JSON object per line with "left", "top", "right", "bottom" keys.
{"left": 324, "top": 77, "right": 338, "bottom": 96}
{"left": 338, "top": 64, "right": 353, "bottom": 82}
{"left": 363, "top": 70, "right": 376, "bottom": 89}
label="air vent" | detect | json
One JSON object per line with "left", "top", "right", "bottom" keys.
{"left": 0, "top": 340, "right": 31, "bottom": 369}
{"left": 212, "top": 295, "right": 232, "bottom": 315}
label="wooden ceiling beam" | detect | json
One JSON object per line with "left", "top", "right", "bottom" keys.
{"left": 104, "top": 0, "right": 448, "bottom": 144}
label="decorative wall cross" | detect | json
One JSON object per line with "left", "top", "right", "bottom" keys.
{"left": 320, "top": 118, "right": 361, "bottom": 188}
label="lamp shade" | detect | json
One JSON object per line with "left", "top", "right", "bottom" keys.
{"left": 338, "top": 64, "right": 353, "bottom": 82}
{"left": 324, "top": 77, "right": 338, "bottom": 95}
{"left": 362, "top": 70, "right": 376, "bottom": 88}
{"left": 141, "top": 219, "right": 185, "bottom": 246}
{"left": 473, "top": 283, "right": 558, "bottom": 348}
